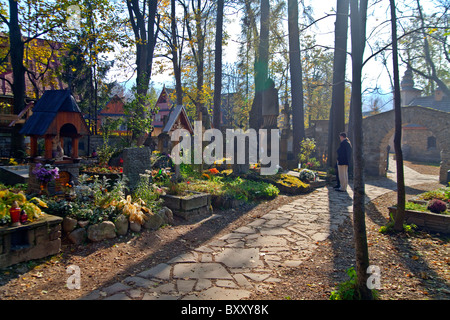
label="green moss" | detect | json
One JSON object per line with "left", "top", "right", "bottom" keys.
{"left": 255, "top": 173, "right": 311, "bottom": 195}
{"left": 275, "top": 174, "right": 309, "bottom": 188}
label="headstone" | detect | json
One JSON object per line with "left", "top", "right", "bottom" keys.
{"left": 122, "top": 147, "right": 152, "bottom": 190}
{"left": 261, "top": 79, "right": 280, "bottom": 174}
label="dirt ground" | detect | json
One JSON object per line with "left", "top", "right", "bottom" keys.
{"left": 250, "top": 181, "right": 450, "bottom": 300}
{"left": 0, "top": 162, "right": 448, "bottom": 300}
{"left": 403, "top": 160, "right": 441, "bottom": 176}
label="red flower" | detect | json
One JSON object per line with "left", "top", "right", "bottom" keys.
{"left": 186, "top": 181, "right": 190, "bottom": 184}
{"left": 120, "top": 168, "right": 123, "bottom": 173}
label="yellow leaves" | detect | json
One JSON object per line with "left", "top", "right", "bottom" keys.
{"left": 0, "top": 189, "right": 47, "bottom": 222}
{"left": 29, "top": 197, "right": 48, "bottom": 208}
{"left": 118, "top": 195, "right": 150, "bottom": 225}
{"left": 0, "top": 202, "right": 7, "bottom": 219}
{"left": 22, "top": 202, "right": 44, "bottom": 221}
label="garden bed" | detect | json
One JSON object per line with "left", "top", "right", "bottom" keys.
{"left": 389, "top": 184, "right": 450, "bottom": 234}
{"left": 244, "top": 172, "right": 314, "bottom": 195}
{"left": 388, "top": 206, "right": 450, "bottom": 234}
{"left": 161, "top": 191, "right": 212, "bottom": 221}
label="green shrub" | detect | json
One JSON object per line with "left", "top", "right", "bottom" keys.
{"left": 330, "top": 267, "right": 379, "bottom": 300}
{"left": 418, "top": 189, "right": 447, "bottom": 201}
{"left": 379, "top": 212, "right": 417, "bottom": 234}
{"left": 133, "top": 171, "right": 164, "bottom": 211}
{"left": 330, "top": 267, "right": 358, "bottom": 300}
{"left": 225, "top": 178, "right": 279, "bottom": 202}
{"left": 427, "top": 199, "right": 448, "bottom": 214}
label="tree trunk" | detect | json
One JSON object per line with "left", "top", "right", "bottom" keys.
{"left": 391, "top": 0, "right": 406, "bottom": 232}
{"left": 126, "top": 0, "right": 159, "bottom": 145}
{"left": 328, "top": 0, "right": 349, "bottom": 168}
{"left": 213, "top": 0, "right": 224, "bottom": 130}
{"left": 350, "top": 0, "right": 372, "bottom": 300}
{"left": 288, "top": 0, "right": 305, "bottom": 158}
{"left": 9, "top": 0, "right": 26, "bottom": 158}
{"left": 249, "top": 0, "right": 269, "bottom": 131}
{"left": 194, "top": 0, "right": 205, "bottom": 125}
{"left": 171, "top": 0, "right": 183, "bottom": 105}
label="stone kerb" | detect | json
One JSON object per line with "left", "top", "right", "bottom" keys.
{"left": 122, "top": 147, "right": 152, "bottom": 190}
{"left": 388, "top": 206, "right": 450, "bottom": 234}
{"left": 161, "top": 192, "right": 212, "bottom": 221}
{"left": 0, "top": 215, "right": 63, "bottom": 269}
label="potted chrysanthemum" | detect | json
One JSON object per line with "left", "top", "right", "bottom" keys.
{"left": 32, "top": 163, "right": 59, "bottom": 194}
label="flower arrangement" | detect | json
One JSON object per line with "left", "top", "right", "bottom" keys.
{"left": 299, "top": 169, "right": 317, "bottom": 183}
{"left": 0, "top": 189, "right": 47, "bottom": 225}
{"left": 32, "top": 163, "right": 59, "bottom": 184}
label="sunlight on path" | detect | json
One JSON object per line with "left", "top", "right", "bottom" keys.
{"left": 85, "top": 157, "right": 441, "bottom": 301}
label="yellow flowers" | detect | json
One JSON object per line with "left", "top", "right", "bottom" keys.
{"left": 0, "top": 190, "right": 47, "bottom": 222}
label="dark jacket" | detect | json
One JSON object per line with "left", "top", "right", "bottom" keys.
{"left": 337, "top": 138, "right": 352, "bottom": 166}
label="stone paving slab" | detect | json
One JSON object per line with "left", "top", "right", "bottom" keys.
{"left": 85, "top": 165, "right": 439, "bottom": 301}
{"left": 173, "top": 263, "right": 233, "bottom": 280}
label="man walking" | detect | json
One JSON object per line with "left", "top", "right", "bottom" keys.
{"left": 335, "top": 132, "right": 352, "bottom": 192}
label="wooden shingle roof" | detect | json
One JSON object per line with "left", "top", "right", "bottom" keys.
{"left": 20, "top": 90, "right": 86, "bottom": 136}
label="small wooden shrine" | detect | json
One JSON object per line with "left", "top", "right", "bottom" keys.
{"left": 20, "top": 89, "right": 89, "bottom": 193}
{"left": 157, "top": 104, "right": 193, "bottom": 154}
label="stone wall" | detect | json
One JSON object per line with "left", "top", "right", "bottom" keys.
{"left": 305, "top": 120, "right": 329, "bottom": 162}
{"left": 78, "top": 135, "right": 124, "bottom": 157}
{"left": 0, "top": 131, "right": 11, "bottom": 157}
{"left": 0, "top": 215, "right": 63, "bottom": 268}
{"left": 402, "top": 127, "right": 441, "bottom": 163}
{"left": 363, "top": 106, "right": 450, "bottom": 183}
{"left": 305, "top": 120, "right": 349, "bottom": 166}
{"left": 122, "top": 147, "right": 152, "bottom": 190}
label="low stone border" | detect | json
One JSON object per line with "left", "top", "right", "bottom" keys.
{"left": 388, "top": 206, "right": 450, "bottom": 234}
{"left": 161, "top": 191, "right": 212, "bottom": 221}
{"left": 62, "top": 207, "right": 174, "bottom": 245}
{"left": 0, "top": 214, "right": 63, "bottom": 268}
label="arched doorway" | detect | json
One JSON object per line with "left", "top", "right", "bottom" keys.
{"left": 59, "top": 123, "right": 78, "bottom": 158}
{"left": 363, "top": 106, "right": 450, "bottom": 183}
{"left": 58, "top": 123, "right": 81, "bottom": 159}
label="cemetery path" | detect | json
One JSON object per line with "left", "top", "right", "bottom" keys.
{"left": 1, "top": 160, "right": 447, "bottom": 301}
{"left": 80, "top": 162, "right": 447, "bottom": 301}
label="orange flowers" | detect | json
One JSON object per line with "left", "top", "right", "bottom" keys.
{"left": 208, "top": 168, "right": 219, "bottom": 175}
{"left": 202, "top": 173, "right": 211, "bottom": 180}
